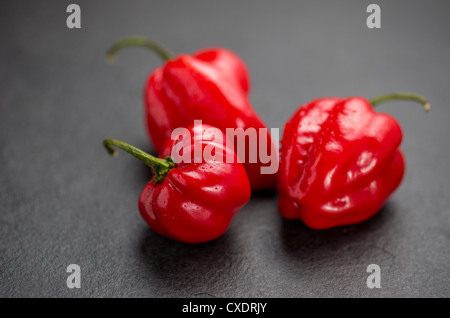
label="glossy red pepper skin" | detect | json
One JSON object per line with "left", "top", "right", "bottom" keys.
{"left": 144, "top": 48, "right": 277, "bottom": 190}
{"left": 278, "top": 97, "right": 405, "bottom": 229}
{"left": 138, "top": 124, "right": 251, "bottom": 243}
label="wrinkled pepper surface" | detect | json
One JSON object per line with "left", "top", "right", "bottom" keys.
{"left": 278, "top": 93, "right": 429, "bottom": 229}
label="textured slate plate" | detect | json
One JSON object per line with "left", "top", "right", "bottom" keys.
{"left": 1, "top": 0, "right": 449, "bottom": 297}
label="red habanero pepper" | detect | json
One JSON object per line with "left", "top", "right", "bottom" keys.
{"left": 278, "top": 92, "right": 430, "bottom": 229}
{"left": 106, "top": 36, "right": 277, "bottom": 191}
{"left": 104, "top": 124, "right": 251, "bottom": 243}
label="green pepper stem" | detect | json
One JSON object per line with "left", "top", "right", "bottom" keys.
{"left": 370, "top": 92, "right": 430, "bottom": 112}
{"left": 103, "top": 139, "right": 175, "bottom": 183}
{"left": 105, "top": 36, "right": 174, "bottom": 64}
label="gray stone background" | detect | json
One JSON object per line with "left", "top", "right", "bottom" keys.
{"left": 0, "top": 0, "right": 449, "bottom": 297}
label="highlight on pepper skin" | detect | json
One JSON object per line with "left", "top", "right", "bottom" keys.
{"left": 168, "top": 120, "right": 279, "bottom": 175}
{"left": 277, "top": 93, "right": 429, "bottom": 229}
{"left": 103, "top": 124, "right": 251, "bottom": 243}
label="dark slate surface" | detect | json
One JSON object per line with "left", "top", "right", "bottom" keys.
{"left": 1, "top": 0, "right": 449, "bottom": 297}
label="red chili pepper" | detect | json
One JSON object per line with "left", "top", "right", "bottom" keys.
{"left": 106, "top": 36, "right": 277, "bottom": 191}
{"left": 104, "top": 124, "right": 251, "bottom": 243}
{"left": 278, "top": 93, "right": 430, "bottom": 229}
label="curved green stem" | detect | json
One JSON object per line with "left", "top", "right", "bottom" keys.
{"left": 370, "top": 92, "right": 430, "bottom": 112}
{"left": 105, "top": 36, "right": 174, "bottom": 64}
{"left": 104, "top": 139, "right": 175, "bottom": 183}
